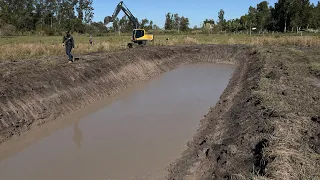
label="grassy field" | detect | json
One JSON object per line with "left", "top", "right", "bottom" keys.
{"left": 1, "top": 33, "right": 320, "bottom": 61}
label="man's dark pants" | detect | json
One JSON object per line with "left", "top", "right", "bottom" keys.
{"left": 66, "top": 45, "right": 73, "bottom": 60}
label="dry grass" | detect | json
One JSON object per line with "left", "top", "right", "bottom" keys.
{"left": 183, "top": 36, "right": 199, "bottom": 44}
{"left": 227, "top": 37, "right": 236, "bottom": 44}
{"left": 0, "top": 41, "right": 123, "bottom": 61}
{"left": 250, "top": 36, "right": 320, "bottom": 47}
{"left": 1, "top": 34, "right": 320, "bottom": 61}
{"left": 265, "top": 116, "right": 320, "bottom": 180}
{"left": 252, "top": 48, "right": 320, "bottom": 180}
{"left": 164, "top": 37, "right": 199, "bottom": 46}
{"left": 166, "top": 38, "right": 179, "bottom": 46}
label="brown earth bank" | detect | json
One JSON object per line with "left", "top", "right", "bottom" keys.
{"left": 0, "top": 44, "right": 319, "bottom": 179}
{"left": 167, "top": 47, "right": 320, "bottom": 180}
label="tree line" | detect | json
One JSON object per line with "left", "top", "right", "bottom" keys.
{"left": 164, "top": 0, "right": 320, "bottom": 34}
{"left": 0, "top": 0, "right": 161, "bottom": 36}
{"left": 203, "top": 0, "right": 320, "bottom": 34}
{"left": 110, "top": 16, "right": 159, "bottom": 34}
{"left": 0, "top": 0, "right": 99, "bottom": 35}
{"left": 164, "top": 13, "right": 190, "bottom": 32}
{"left": 1, "top": 0, "right": 320, "bottom": 36}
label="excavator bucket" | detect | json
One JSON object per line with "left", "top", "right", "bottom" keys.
{"left": 104, "top": 16, "right": 112, "bottom": 25}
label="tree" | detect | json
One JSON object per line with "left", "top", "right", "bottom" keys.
{"left": 76, "top": 0, "right": 84, "bottom": 20}
{"left": 173, "top": 13, "right": 181, "bottom": 32}
{"left": 140, "top": 18, "right": 149, "bottom": 29}
{"left": 0, "top": 0, "right": 97, "bottom": 35}
{"left": 240, "top": 15, "right": 249, "bottom": 31}
{"left": 83, "top": 0, "right": 94, "bottom": 24}
{"left": 91, "top": 21, "right": 107, "bottom": 33}
{"left": 0, "top": 0, "right": 35, "bottom": 31}
{"left": 113, "top": 17, "right": 119, "bottom": 33}
{"left": 300, "top": 0, "right": 312, "bottom": 29}
{"left": 256, "top": 1, "right": 270, "bottom": 32}
{"left": 148, "top": 20, "right": 153, "bottom": 30}
{"left": 218, "top": 9, "right": 226, "bottom": 31}
{"left": 266, "top": 6, "right": 277, "bottom": 31}
{"left": 153, "top": 24, "right": 160, "bottom": 30}
{"left": 226, "top": 18, "right": 241, "bottom": 32}
{"left": 248, "top": 6, "right": 257, "bottom": 34}
{"left": 289, "top": 0, "right": 303, "bottom": 32}
{"left": 179, "top": 16, "right": 189, "bottom": 31}
{"left": 164, "top": 12, "right": 173, "bottom": 30}
{"left": 119, "top": 15, "right": 130, "bottom": 33}
{"left": 310, "top": 2, "right": 320, "bottom": 29}
{"left": 203, "top": 18, "right": 215, "bottom": 25}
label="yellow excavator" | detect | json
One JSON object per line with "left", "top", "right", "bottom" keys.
{"left": 104, "top": 1, "right": 154, "bottom": 48}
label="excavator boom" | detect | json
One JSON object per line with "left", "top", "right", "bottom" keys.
{"left": 104, "top": 1, "right": 153, "bottom": 48}
{"left": 104, "top": 1, "right": 139, "bottom": 29}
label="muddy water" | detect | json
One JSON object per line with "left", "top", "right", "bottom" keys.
{"left": 0, "top": 63, "right": 234, "bottom": 180}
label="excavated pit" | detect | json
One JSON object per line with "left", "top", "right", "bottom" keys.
{"left": 1, "top": 44, "right": 318, "bottom": 179}
{"left": 0, "top": 45, "right": 250, "bottom": 144}
{"left": 0, "top": 63, "right": 234, "bottom": 180}
{"left": 0, "top": 45, "right": 263, "bottom": 179}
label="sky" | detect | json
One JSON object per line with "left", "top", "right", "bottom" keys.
{"left": 92, "top": 0, "right": 319, "bottom": 28}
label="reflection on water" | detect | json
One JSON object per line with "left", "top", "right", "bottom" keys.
{"left": 72, "top": 121, "right": 83, "bottom": 149}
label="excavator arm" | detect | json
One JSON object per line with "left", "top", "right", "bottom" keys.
{"left": 104, "top": 1, "right": 140, "bottom": 29}
{"left": 104, "top": 1, "right": 153, "bottom": 48}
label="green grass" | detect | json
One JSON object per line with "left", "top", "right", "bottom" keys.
{"left": 310, "top": 62, "right": 320, "bottom": 71}
{"left": 310, "top": 62, "right": 320, "bottom": 76}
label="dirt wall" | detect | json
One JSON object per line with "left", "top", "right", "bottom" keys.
{"left": 0, "top": 45, "right": 249, "bottom": 144}
{"left": 167, "top": 47, "right": 320, "bottom": 180}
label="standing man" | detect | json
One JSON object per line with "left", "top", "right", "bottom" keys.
{"left": 89, "top": 35, "right": 93, "bottom": 46}
{"left": 62, "top": 31, "right": 75, "bottom": 63}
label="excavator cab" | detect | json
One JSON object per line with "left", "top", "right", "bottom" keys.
{"left": 130, "top": 29, "right": 153, "bottom": 47}
{"left": 132, "top": 29, "right": 145, "bottom": 40}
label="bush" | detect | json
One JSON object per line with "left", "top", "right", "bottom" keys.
{"left": 0, "top": 19, "right": 4, "bottom": 28}
{"left": 0, "top": 24, "right": 17, "bottom": 36}
{"left": 43, "top": 26, "right": 55, "bottom": 36}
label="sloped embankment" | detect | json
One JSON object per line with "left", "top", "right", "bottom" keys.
{"left": 0, "top": 45, "right": 249, "bottom": 144}
{"left": 168, "top": 47, "right": 320, "bottom": 180}
{"left": 0, "top": 45, "right": 319, "bottom": 179}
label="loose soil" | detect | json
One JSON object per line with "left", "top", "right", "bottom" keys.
{"left": 0, "top": 44, "right": 319, "bottom": 179}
